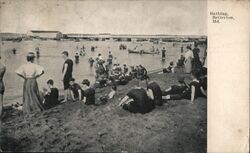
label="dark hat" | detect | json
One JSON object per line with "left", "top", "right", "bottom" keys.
{"left": 186, "top": 46, "right": 192, "bottom": 50}
{"left": 27, "top": 52, "right": 35, "bottom": 57}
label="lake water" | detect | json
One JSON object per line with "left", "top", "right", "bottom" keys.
{"left": 0, "top": 39, "right": 205, "bottom": 105}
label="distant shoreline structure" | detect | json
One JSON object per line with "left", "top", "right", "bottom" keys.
{"left": 0, "top": 30, "right": 207, "bottom": 43}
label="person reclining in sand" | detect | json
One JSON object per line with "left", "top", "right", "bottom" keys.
{"left": 162, "top": 70, "right": 206, "bottom": 103}
{"left": 118, "top": 80, "right": 155, "bottom": 114}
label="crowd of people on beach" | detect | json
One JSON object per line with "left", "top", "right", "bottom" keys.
{"left": 0, "top": 42, "right": 207, "bottom": 118}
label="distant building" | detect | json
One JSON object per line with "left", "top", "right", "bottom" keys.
{"left": 27, "top": 30, "right": 63, "bottom": 39}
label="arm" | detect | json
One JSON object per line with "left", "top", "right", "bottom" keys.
{"left": 147, "top": 89, "right": 154, "bottom": 100}
{"left": 78, "top": 89, "right": 82, "bottom": 100}
{"left": 200, "top": 86, "right": 207, "bottom": 97}
{"left": 17, "top": 73, "right": 25, "bottom": 79}
{"left": 63, "top": 64, "right": 68, "bottom": 78}
{"left": 35, "top": 70, "right": 44, "bottom": 79}
{"left": 191, "top": 85, "right": 195, "bottom": 102}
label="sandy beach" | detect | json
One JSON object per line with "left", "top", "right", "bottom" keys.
{"left": 0, "top": 72, "right": 207, "bottom": 152}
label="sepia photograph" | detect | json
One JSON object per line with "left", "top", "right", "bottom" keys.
{"left": 0, "top": 0, "right": 208, "bottom": 152}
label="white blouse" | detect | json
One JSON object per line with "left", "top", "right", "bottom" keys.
{"left": 15, "top": 62, "right": 44, "bottom": 78}
{"left": 185, "top": 50, "right": 194, "bottom": 59}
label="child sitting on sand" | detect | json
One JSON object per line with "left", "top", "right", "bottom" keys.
{"left": 99, "top": 86, "right": 117, "bottom": 104}
{"left": 42, "top": 79, "right": 59, "bottom": 109}
{"left": 69, "top": 78, "right": 83, "bottom": 101}
{"left": 162, "top": 70, "right": 207, "bottom": 103}
{"left": 161, "top": 61, "right": 175, "bottom": 74}
{"left": 81, "top": 79, "right": 95, "bottom": 105}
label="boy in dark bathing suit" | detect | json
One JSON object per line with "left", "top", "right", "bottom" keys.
{"left": 69, "top": 78, "right": 83, "bottom": 101}
{"left": 62, "top": 51, "right": 73, "bottom": 102}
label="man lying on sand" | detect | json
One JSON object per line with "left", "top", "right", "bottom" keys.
{"left": 162, "top": 70, "right": 207, "bottom": 103}
{"left": 118, "top": 80, "right": 155, "bottom": 114}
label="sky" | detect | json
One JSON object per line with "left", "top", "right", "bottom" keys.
{"left": 0, "top": 0, "right": 207, "bottom": 35}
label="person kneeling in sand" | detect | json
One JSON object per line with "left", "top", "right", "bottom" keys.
{"left": 81, "top": 79, "right": 95, "bottom": 105}
{"left": 118, "top": 81, "right": 155, "bottom": 114}
{"left": 69, "top": 78, "right": 83, "bottom": 101}
{"left": 42, "top": 79, "right": 59, "bottom": 109}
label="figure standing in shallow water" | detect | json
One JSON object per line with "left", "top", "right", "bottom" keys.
{"left": 15, "top": 52, "right": 44, "bottom": 114}
{"left": 61, "top": 51, "right": 73, "bottom": 103}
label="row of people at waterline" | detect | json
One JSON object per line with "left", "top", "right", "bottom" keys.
{"left": 160, "top": 44, "right": 204, "bottom": 74}
{"left": 118, "top": 69, "right": 207, "bottom": 114}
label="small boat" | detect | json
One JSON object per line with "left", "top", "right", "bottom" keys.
{"left": 128, "top": 49, "right": 143, "bottom": 54}
{"left": 143, "top": 51, "right": 160, "bottom": 55}
{"left": 128, "top": 49, "right": 159, "bottom": 55}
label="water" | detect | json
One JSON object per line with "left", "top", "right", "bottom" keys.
{"left": 0, "top": 39, "right": 205, "bottom": 105}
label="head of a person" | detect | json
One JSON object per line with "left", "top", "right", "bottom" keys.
{"left": 194, "top": 43, "right": 198, "bottom": 48}
{"left": 47, "top": 79, "right": 54, "bottom": 87}
{"left": 26, "top": 52, "right": 35, "bottom": 63}
{"left": 82, "top": 79, "right": 90, "bottom": 88}
{"left": 111, "top": 86, "right": 117, "bottom": 91}
{"left": 123, "top": 64, "right": 126, "bottom": 67}
{"left": 163, "top": 47, "right": 165, "bottom": 49}
{"left": 69, "top": 78, "right": 75, "bottom": 86}
{"left": 191, "top": 70, "right": 200, "bottom": 80}
{"left": 62, "top": 51, "right": 69, "bottom": 59}
{"left": 109, "top": 51, "right": 111, "bottom": 54}
{"left": 186, "top": 46, "right": 192, "bottom": 51}
{"left": 170, "top": 61, "right": 174, "bottom": 66}
{"left": 98, "top": 53, "right": 101, "bottom": 57}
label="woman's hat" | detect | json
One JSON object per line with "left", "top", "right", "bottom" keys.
{"left": 27, "top": 52, "right": 35, "bottom": 57}
{"left": 186, "top": 46, "right": 192, "bottom": 50}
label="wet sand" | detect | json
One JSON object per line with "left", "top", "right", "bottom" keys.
{"left": 0, "top": 72, "right": 207, "bottom": 152}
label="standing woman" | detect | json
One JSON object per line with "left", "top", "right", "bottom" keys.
{"left": 0, "top": 56, "right": 6, "bottom": 118}
{"left": 184, "top": 46, "right": 194, "bottom": 73}
{"left": 15, "top": 52, "right": 44, "bottom": 114}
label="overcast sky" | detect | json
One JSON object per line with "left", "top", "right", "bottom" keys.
{"left": 0, "top": 0, "right": 207, "bottom": 35}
